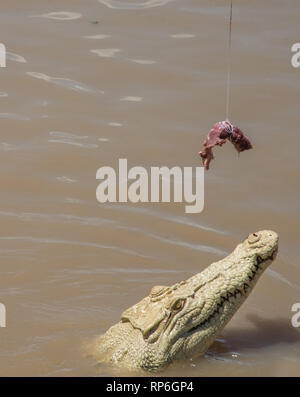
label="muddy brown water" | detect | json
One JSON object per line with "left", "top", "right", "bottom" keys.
{"left": 0, "top": 0, "right": 299, "bottom": 376}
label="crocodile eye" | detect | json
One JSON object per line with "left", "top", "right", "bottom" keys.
{"left": 171, "top": 298, "right": 185, "bottom": 311}
{"left": 248, "top": 233, "right": 261, "bottom": 244}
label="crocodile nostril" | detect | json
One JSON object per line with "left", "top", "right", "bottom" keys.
{"left": 248, "top": 233, "right": 261, "bottom": 244}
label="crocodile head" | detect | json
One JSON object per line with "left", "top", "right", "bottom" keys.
{"left": 96, "top": 230, "right": 278, "bottom": 372}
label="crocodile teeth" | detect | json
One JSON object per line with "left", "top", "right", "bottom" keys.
{"left": 189, "top": 254, "right": 274, "bottom": 333}
{"left": 247, "top": 250, "right": 277, "bottom": 283}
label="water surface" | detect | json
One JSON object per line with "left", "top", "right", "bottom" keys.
{"left": 0, "top": 0, "right": 299, "bottom": 376}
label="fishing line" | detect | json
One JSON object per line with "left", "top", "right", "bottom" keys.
{"left": 225, "top": 0, "right": 233, "bottom": 121}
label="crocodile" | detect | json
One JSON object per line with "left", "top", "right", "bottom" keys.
{"left": 92, "top": 230, "right": 278, "bottom": 372}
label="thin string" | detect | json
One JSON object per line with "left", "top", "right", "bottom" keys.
{"left": 225, "top": 0, "right": 233, "bottom": 121}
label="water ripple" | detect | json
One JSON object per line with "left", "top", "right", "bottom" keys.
{"left": 85, "top": 34, "right": 111, "bottom": 40}
{"left": 102, "top": 203, "right": 228, "bottom": 236}
{"left": 0, "top": 143, "right": 20, "bottom": 151}
{"left": 130, "top": 59, "right": 156, "bottom": 65}
{"left": 72, "top": 266, "right": 182, "bottom": 275}
{"left": 6, "top": 52, "right": 27, "bottom": 63}
{"left": 49, "top": 131, "right": 88, "bottom": 140}
{"left": 118, "top": 224, "right": 228, "bottom": 256}
{"left": 170, "top": 33, "right": 195, "bottom": 39}
{"left": 49, "top": 131, "right": 99, "bottom": 149}
{"left": 48, "top": 139, "right": 98, "bottom": 149}
{"left": 267, "top": 268, "right": 300, "bottom": 291}
{"left": 33, "top": 12, "right": 82, "bottom": 20}
{"left": 0, "top": 236, "right": 153, "bottom": 259}
{"left": 90, "top": 49, "right": 120, "bottom": 58}
{"left": 120, "top": 96, "right": 143, "bottom": 102}
{"left": 56, "top": 176, "right": 77, "bottom": 184}
{"left": 27, "top": 72, "right": 104, "bottom": 95}
{"left": 107, "top": 122, "right": 122, "bottom": 127}
{"left": 0, "top": 208, "right": 227, "bottom": 256}
{"left": 0, "top": 210, "right": 116, "bottom": 227}
{"left": 0, "top": 113, "right": 30, "bottom": 121}
{"left": 98, "top": 0, "right": 176, "bottom": 10}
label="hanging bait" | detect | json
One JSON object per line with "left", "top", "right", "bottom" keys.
{"left": 199, "top": 2, "right": 252, "bottom": 170}
{"left": 199, "top": 121, "right": 252, "bottom": 170}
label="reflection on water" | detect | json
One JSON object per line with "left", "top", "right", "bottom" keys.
{"left": 0, "top": 0, "right": 299, "bottom": 377}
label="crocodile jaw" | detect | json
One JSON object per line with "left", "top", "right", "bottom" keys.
{"left": 164, "top": 231, "right": 279, "bottom": 362}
